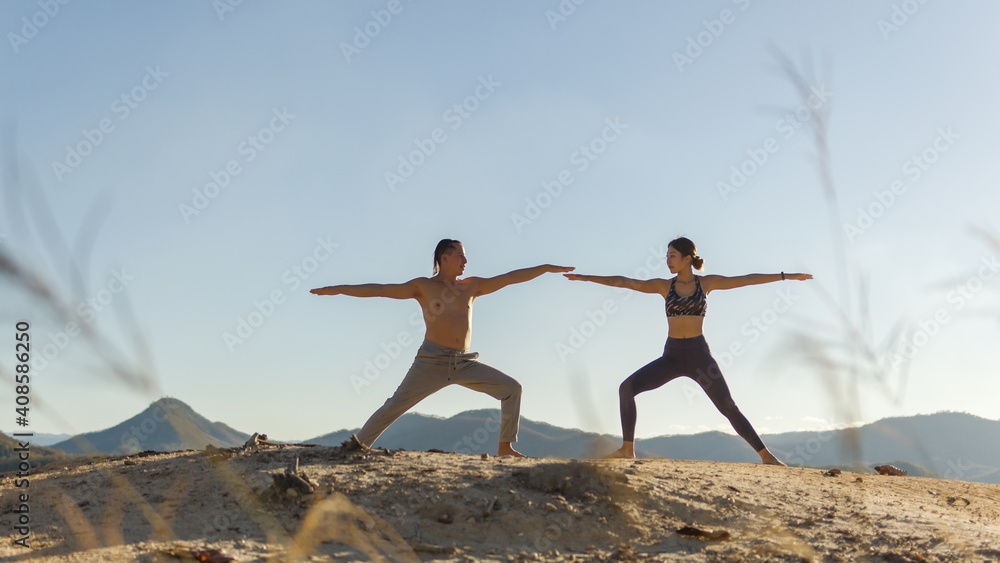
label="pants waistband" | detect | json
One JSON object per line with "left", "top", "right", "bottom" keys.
{"left": 664, "top": 334, "right": 709, "bottom": 350}
{"left": 418, "top": 339, "right": 477, "bottom": 357}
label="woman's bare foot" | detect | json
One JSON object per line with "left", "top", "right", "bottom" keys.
{"left": 758, "top": 448, "right": 787, "bottom": 466}
{"left": 602, "top": 442, "right": 636, "bottom": 459}
{"left": 497, "top": 442, "right": 526, "bottom": 457}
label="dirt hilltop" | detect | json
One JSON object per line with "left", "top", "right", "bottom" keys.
{"left": 1, "top": 443, "right": 999, "bottom": 562}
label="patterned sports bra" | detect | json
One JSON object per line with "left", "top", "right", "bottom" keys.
{"left": 665, "top": 276, "right": 707, "bottom": 317}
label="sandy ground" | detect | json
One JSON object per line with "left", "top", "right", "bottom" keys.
{"left": 1, "top": 443, "right": 999, "bottom": 562}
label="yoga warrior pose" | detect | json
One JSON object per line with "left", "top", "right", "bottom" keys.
{"left": 565, "top": 237, "right": 811, "bottom": 465}
{"left": 311, "top": 239, "right": 573, "bottom": 457}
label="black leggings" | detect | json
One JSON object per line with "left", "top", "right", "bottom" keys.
{"left": 618, "top": 335, "right": 766, "bottom": 452}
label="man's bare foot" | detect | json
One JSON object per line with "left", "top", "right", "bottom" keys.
{"left": 758, "top": 448, "right": 787, "bottom": 466}
{"left": 602, "top": 443, "right": 636, "bottom": 459}
{"left": 497, "top": 442, "right": 526, "bottom": 457}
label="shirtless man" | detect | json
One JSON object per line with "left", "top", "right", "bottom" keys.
{"left": 311, "top": 239, "right": 573, "bottom": 457}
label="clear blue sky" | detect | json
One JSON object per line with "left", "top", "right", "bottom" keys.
{"left": 2, "top": 1, "right": 998, "bottom": 444}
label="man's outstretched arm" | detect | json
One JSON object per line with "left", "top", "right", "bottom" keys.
{"left": 310, "top": 278, "right": 422, "bottom": 299}
{"left": 472, "top": 265, "right": 574, "bottom": 296}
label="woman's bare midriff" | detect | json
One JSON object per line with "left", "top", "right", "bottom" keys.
{"left": 667, "top": 315, "right": 704, "bottom": 339}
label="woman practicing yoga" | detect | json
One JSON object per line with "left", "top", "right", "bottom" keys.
{"left": 564, "top": 237, "right": 811, "bottom": 464}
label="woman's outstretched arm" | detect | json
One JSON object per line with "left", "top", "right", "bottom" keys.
{"left": 564, "top": 273, "right": 667, "bottom": 295}
{"left": 702, "top": 272, "right": 812, "bottom": 292}
{"left": 310, "top": 278, "right": 423, "bottom": 299}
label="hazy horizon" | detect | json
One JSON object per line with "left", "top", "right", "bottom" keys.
{"left": 8, "top": 398, "right": 995, "bottom": 445}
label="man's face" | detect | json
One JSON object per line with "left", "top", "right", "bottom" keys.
{"left": 441, "top": 243, "right": 467, "bottom": 276}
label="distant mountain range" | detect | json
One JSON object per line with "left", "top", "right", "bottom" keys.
{"left": 1, "top": 432, "right": 72, "bottom": 447}
{"left": 308, "top": 410, "right": 1000, "bottom": 485}
{"left": 26, "top": 398, "right": 999, "bottom": 486}
{"left": 49, "top": 397, "right": 249, "bottom": 455}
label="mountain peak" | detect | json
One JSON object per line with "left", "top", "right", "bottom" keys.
{"left": 51, "top": 397, "right": 248, "bottom": 455}
{"left": 145, "top": 396, "right": 197, "bottom": 417}
{"left": 149, "top": 396, "right": 190, "bottom": 409}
